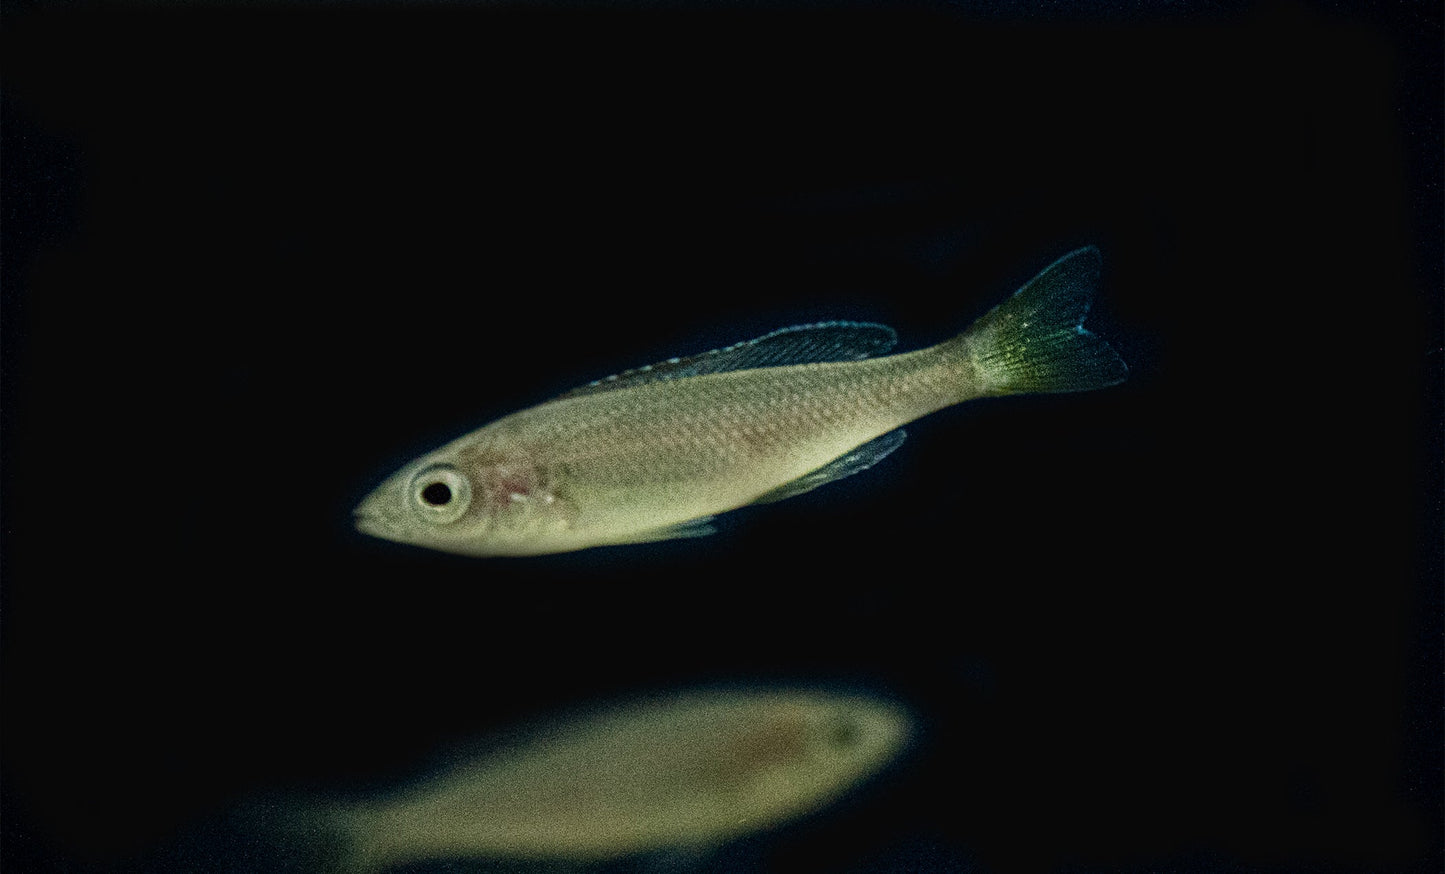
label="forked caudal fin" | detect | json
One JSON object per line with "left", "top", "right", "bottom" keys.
{"left": 952, "top": 247, "right": 1128, "bottom": 396}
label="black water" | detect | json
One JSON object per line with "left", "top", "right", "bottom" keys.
{"left": 3, "top": 2, "right": 1439, "bottom": 873}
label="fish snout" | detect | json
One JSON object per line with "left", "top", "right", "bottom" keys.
{"left": 352, "top": 491, "right": 393, "bottom": 537}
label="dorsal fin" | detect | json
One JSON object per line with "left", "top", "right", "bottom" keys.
{"left": 556, "top": 321, "right": 897, "bottom": 400}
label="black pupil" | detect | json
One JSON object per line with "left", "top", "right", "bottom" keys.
{"left": 421, "top": 482, "right": 452, "bottom": 506}
{"left": 830, "top": 718, "right": 859, "bottom": 749}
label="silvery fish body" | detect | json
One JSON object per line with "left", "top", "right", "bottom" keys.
{"left": 354, "top": 248, "right": 1127, "bottom": 556}
{"left": 300, "top": 688, "right": 912, "bottom": 870}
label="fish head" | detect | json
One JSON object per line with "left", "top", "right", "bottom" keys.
{"left": 353, "top": 443, "right": 573, "bottom": 557}
{"left": 672, "top": 690, "right": 916, "bottom": 840}
{"left": 736, "top": 692, "right": 914, "bottom": 810}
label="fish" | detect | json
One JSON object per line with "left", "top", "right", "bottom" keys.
{"left": 280, "top": 688, "right": 913, "bottom": 871}
{"left": 353, "top": 247, "right": 1127, "bottom": 556}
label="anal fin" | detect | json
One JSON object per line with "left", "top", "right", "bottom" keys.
{"left": 750, "top": 429, "right": 906, "bottom": 505}
{"left": 613, "top": 516, "right": 718, "bottom": 545}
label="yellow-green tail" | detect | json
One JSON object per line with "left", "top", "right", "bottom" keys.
{"left": 954, "top": 247, "right": 1128, "bottom": 396}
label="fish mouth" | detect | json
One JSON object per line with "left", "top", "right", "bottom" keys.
{"left": 352, "top": 509, "right": 388, "bottom": 540}
{"left": 352, "top": 496, "right": 385, "bottom": 535}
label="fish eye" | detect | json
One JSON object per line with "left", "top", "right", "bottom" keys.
{"left": 828, "top": 716, "right": 861, "bottom": 750}
{"left": 408, "top": 465, "right": 471, "bottom": 524}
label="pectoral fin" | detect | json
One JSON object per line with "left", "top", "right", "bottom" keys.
{"left": 750, "top": 429, "right": 906, "bottom": 504}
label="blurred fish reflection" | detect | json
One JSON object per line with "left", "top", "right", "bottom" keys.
{"left": 271, "top": 687, "right": 914, "bottom": 873}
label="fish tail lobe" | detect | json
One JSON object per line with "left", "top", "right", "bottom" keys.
{"left": 945, "top": 247, "right": 1128, "bottom": 396}
{"left": 231, "top": 793, "right": 383, "bottom": 874}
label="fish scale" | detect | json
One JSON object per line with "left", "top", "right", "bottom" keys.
{"left": 524, "top": 355, "right": 939, "bottom": 490}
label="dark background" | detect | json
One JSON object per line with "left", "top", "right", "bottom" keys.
{"left": 2, "top": 1, "right": 1440, "bottom": 872}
